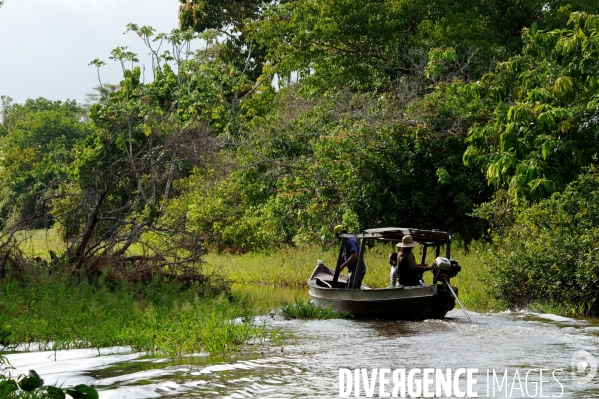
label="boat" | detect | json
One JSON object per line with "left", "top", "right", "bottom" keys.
{"left": 308, "top": 227, "right": 463, "bottom": 320}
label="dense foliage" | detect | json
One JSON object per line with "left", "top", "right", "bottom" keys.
{"left": 168, "top": 85, "right": 491, "bottom": 251}
{"left": 0, "top": 273, "right": 269, "bottom": 357}
{"left": 488, "top": 167, "right": 599, "bottom": 313}
{"left": 465, "top": 13, "right": 599, "bottom": 202}
{"left": 0, "top": 97, "right": 91, "bottom": 229}
{"left": 0, "top": 28, "right": 241, "bottom": 284}
{"left": 2, "top": 2, "right": 599, "bottom": 313}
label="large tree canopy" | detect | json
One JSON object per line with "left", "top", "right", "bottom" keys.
{"left": 0, "top": 97, "right": 92, "bottom": 228}
{"left": 179, "top": 0, "right": 274, "bottom": 83}
{"left": 172, "top": 2, "right": 599, "bottom": 251}
{"left": 464, "top": 12, "right": 599, "bottom": 202}
{"left": 246, "top": 0, "right": 570, "bottom": 92}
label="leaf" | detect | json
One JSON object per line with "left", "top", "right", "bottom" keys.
{"left": 542, "top": 140, "right": 551, "bottom": 160}
{"left": 66, "top": 384, "right": 99, "bottom": 399}
{"left": 0, "top": 379, "right": 18, "bottom": 395}
{"left": 500, "top": 124, "right": 518, "bottom": 152}
{"left": 18, "top": 370, "right": 44, "bottom": 392}
{"left": 553, "top": 76, "right": 573, "bottom": 97}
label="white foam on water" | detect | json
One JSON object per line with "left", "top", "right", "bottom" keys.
{"left": 528, "top": 312, "right": 585, "bottom": 323}
{"left": 3, "top": 347, "right": 140, "bottom": 386}
{"left": 96, "top": 368, "right": 176, "bottom": 386}
{"left": 100, "top": 384, "right": 163, "bottom": 399}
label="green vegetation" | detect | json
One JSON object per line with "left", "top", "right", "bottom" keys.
{"left": 1, "top": 2, "right": 599, "bottom": 362}
{"left": 206, "top": 243, "right": 494, "bottom": 312}
{"left": 0, "top": 97, "right": 92, "bottom": 230}
{"left": 484, "top": 167, "right": 599, "bottom": 314}
{"left": 281, "top": 298, "right": 352, "bottom": 320}
{"left": 0, "top": 352, "right": 98, "bottom": 399}
{"left": 464, "top": 13, "right": 599, "bottom": 202}
{"left": 0, "top": 274, "right": 275, "bottom": 358}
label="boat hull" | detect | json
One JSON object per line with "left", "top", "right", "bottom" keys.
{"left": 308, "top": 264, "right": 456, "bottom": 320}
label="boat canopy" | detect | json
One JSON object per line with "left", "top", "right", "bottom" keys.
{"left": 339, "top": 227, "right": 453, "bottom": 246}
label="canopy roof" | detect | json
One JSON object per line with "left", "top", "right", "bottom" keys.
{"left": 339, "top": 227, "right": 453, "bottom": 246}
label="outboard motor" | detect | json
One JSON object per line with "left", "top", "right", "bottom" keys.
{"left": 433, "top": 256, "right": 461, "bottom": 284}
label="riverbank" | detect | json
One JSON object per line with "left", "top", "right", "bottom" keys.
{"left": 0, "top": 275, "right": 276, "bottom": 358}
{"left": 20, "top": 227, "right": 584, "bottom": 316}
{"left": 205, "top": 243, "right": 495, "bottom": 312}
{"left": 15, "top": 229, "right": 496, "bottom": 312}
{"left": 5, "top": 226, "right": 591, "bottom": 364}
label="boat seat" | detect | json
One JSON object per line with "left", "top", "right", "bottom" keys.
{"left": 315, "top": 278, "right": 332, "bottom": 288}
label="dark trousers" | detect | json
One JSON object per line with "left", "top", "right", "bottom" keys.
{"left": 347, "top": 267, "right": 365, "bottom": 289}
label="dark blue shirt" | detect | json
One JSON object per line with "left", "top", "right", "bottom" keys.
{"left": 343, "top": 237, "right": 367, "bottom": 273}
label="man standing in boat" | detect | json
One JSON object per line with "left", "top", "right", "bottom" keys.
{"left": 396, "top": 235, "right": 435, "bottom": 287}
{"left": 334, "top": 225, "right": 367, "bottom": 289}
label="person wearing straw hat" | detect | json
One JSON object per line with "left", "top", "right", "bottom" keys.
{"left": 396, "top": 235, "right": 434, "bottom": 287}
{"left": 333, "top": 225, "right": 367, "bottom": 289}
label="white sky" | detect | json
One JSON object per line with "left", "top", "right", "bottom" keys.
{"left": 0, "top": 0, "right": 183, "bottom": 105}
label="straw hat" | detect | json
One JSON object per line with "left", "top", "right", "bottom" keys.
{"left": 396, "top": 235, "right": 419, "bottom": 248}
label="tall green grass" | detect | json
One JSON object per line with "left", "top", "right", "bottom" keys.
{"left": 15, "top": 230, "right": 496, "bottom": 312}
{"left": 0, "top": 276, "right": 275, "bottom": 358}
{"left": 231, "top": 284, "right": 308, "bottom": 315}
{"left": 205, "top": 243, "right": 495, "bottom": 312}
{"left": 14, "top": 229, "right": 594, "bottom": 316}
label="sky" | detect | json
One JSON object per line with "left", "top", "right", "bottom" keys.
{"left": 0, "top": 0, "right": 183, "bottom": 105}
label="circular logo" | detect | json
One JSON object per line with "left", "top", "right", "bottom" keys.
{"left": 571, "top": 350, "right": 597, "bottom": 384}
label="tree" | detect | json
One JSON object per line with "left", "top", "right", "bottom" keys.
{"left": 464, "top": 13, "right": 599, "bottom": 202}
{"left": 247, "top": 0, "right": 558, "bottom": 93}
{"left": 487, "top": 166, "right": 599, "bottom": 314}
{"left": 172, "top": 81, "right": 493, "bottom": 251}
{"left": 46, "top": 27, "right": 234, "bottom": 274}
{"left": 0, "top": 97, "right": 92, "bottom": 229}
{"left": 179, "top": 0, "right": 273, "bottom": 86}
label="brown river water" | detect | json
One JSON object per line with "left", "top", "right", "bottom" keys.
{"left": 4, "top": 285, "right": 599, "bottom": 398}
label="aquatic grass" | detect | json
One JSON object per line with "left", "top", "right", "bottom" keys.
{"left": 14, "top": 229, "right": 494, "bottom": 311}
{"left": 280, "top": 298, "right": 352, "bottom": 320}
{"left": 13, "top": 229, "right": 591, "bottom": 317}
{"left": 0, "top": 275, "right": 276, "bottom": 358}
{"left": 201, "top": 313, "right": 270, "bottom": 357}
{"left": 231, "top": 284, "right": 308, "bottom": 316}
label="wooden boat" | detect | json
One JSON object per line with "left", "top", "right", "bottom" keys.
{"left": 308, "top": 227, "right": 462, "bottom": 320}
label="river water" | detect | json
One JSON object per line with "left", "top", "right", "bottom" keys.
{"left": 4, "top": 286, "right": 599, "bottom": 398}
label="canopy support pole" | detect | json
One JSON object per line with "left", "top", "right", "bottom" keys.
{"left": 332, "top": 237, "right": 346, "bottom": 287}
{"left": 352, "top": 238, "right": 366, "bottom": 289}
